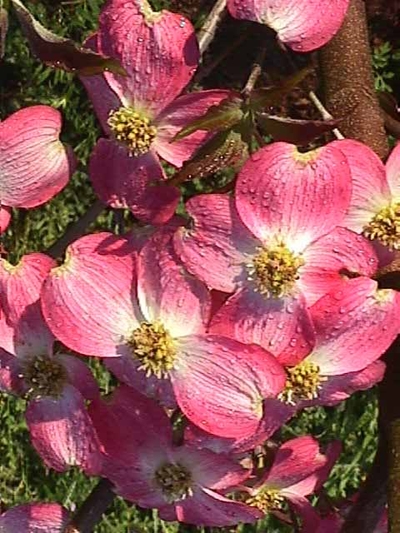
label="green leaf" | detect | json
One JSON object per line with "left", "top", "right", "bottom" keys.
{"left": 173, "top": 93, "right": 244, "bottom": 142}
{"left": 10, "top": 0, "right": 126, "bottom": 76}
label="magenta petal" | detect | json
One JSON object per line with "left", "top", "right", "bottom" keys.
{"left": 385, "top": 141, "right": 400, "bottom": 199}
{"left": 174, "top": 194, "right": 259, "bottom": 293}
{"left": 154, "top": 90, "right": 233, "bottom": 167}
{"left": 138, "top": 227, "right": 211, "bottom": 337}
{"left": 300, "top": 227, "right": 378, "bottom": 306}
{"left": 26, "top": 384, "right": 102, "bottom": 473}
{"left": 210, "top": 288, "right": 315, "bottom": 364}
{"left": 308, "top": 278, "right": 400, "bottom": 375}
{"left": 58, "top": 353, "right": 99, "bottom": 401}
{"left": 41, "top": 232, "right": 140, "bottom": 357}
{"left": 0, "top": 503, "right": 69, "bottom": 532}
{"left": 0, "top": 349, "right": 24, "bottom": 395}
{"left": 159, "top": 488, "right": 261, "bottom": 526}
{"left": 98, "top": 0, "right": 199, "bottom": 115}
{"left": 172, "top": 334, "right": 286, "bottom": 438}
{"left": 235, "top": 143, "right": 351, "bottom": 248}
{"left": 0, "top": 204, "right": 11, "bottom": 233}
{"left": 227, "top": 0, "right": 350, "bottom": 52}
{"left": 0, "top": 106, "right": 76, "bottom": 208}
{"left": 265, "top": 436, "right": 326, "bottom": 492}
{"left": 283, "top": 493, "right": 321, "bottom": 531}
{"left": 332, "top": 139, "right": 391, "bottom": 232}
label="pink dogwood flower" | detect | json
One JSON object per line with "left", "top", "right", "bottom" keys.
{"left": 332, "top": 139, "right": 400, "bottom": 262}
{"left": 41, "top": 230, "right": 286, "bottom": 439}
{"left": 0, "top": 253, "right": 101, "bottom": 473}
{"left": 175, "top": 142, "right": 377, "bottom": 359}
{"left": 83, "top": 0, "right": 232, "bottom": 224}
{"left": 0, "top": 503, "right": 70, "bottom": 532}
{"left": 0, "top": 106, "right": 76, "bottom": 233}
{"left": 89, "top": 385, "right": 262, "bottom": 527}
{"left": 227, "top": 0, "right": 350, "bottom": 52}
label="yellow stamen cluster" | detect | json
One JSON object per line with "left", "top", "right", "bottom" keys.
{"left": 129, "top": 321, "right": 176, "bottom": 378}
{"left": 154, "top": 462, "right": 193, "bottom": 503}
{"left": 22, "top": 355, "right": 67, "bottom": 398}
{"left": 362, "top": 202, "right": 400, "bottom": 251}
{"left": 280, "top": 361, "right": 326, "bottom": 405}
{"left": 108, "top": 107, "right": 157, "bottom": 156}
{"left": 248, "top": 241, "right": 305, "bottom": 298}
{"left": 245, "top": 489, "right": 285, "bottom": 513}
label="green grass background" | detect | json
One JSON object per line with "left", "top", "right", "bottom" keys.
{"left": 0, "top": 1, "right": 383, "bottom": 531}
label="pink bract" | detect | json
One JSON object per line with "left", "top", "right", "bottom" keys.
{"left": 0, "top": 253, "right": 101, "bottom": 473}
{"left": 82, "top": 0, "right": 233, "bottom": 224}
{"left": 89, "top": 385, "right": 262, "bottom": 527}
{"left": 227, "top": 0, "right": 350, "bottom": 52}
{"left": 0, "top": 503, "right": 70, "bottom": 532}
{"left": 41, "top": 230, "right": 286, "bottom": 439}
{"left": 176, "top": 143, "right": 376, "bottom": 358}
{"left": 0, "top": 106, "right": 76, "bottom": 233}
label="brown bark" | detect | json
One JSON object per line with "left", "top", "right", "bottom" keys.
{"left": 319, "top": 0, "right": 389, "bottom": 159}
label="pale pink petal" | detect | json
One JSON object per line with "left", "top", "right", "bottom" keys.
{"left": 58, "top": 353, "right": 99, "bottom": 401}
{"left": 0, "top": 106, "right": 76, "bottom": 208}
{"left": 299, "top": 227, "right": 378, "bottom": 306}
{"left": 98, "top": 0, "right": 199, "bottom": 115}
{"left": 0, "top": 503, "right": 69, "bottom": 533}
{"left": 0, "top": 204, "right": 11, "bottom": 233}
{"left": 264, "top": 436, "right": 326, "bottom": 492}
{"left": 159, "top": 487, "right": 261, "bottom": 526}
{"left": 171, "top": 334, "right": 286, "bottom": 438}
{"left": 26, "top": 384, "right": 102, "bottom": 473}
{"left": 154, "top": 90, "right": 233, "bottom": 167}
{"left": 227, "top": 0, "right": 350, "bottom": 52}
{"left": 308, "top": 278, "right": 400, "bottom": 375}
{"left": 89, "top": 138, "right": 179, "bottom": 225}
{"left": 332, "top": 139, "right": 391, "bottom": 231}
{"left": 385, "top": 141, "right": 400, "bottom": 199}
{"left": 41, "top": 232, "right": 141, "bottom": 357}
{"left": 138, "top": 227, "right": 211, "bottom": 337}
{"left": 235, "top": 142, "right": 351, "bottom": 250}
{"left": 174, "top": 194, "right": 259, "bottom": 293}
{"left": 210, "top": 288, "right": 315, "bottom": 364}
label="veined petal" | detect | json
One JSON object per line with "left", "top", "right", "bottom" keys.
{"left": 264, "top": 436, "right": 326, "bottom": 491}
{"left": 299, "top": 227, "right": 378, "bottom": 306}
{"left": 0, "top": 106, "right": 76, "bottom": 208}
{"left": 154, "top": 90, "right": 233, "bottom": 167}
{"left": 89, "top": 139, "right": 179, "bottom": 225}
{"left": 138, "top": 227, "right": 211, "bottom": 337}
{"left": 227, "top": 0, "right": 349, "bottom": 52}
{"left": 235, "top": 142, "right": 351, "bottom": 251}
{"left": 385, "top": 141, "right": 400, "bottom": 200}
{"left": 26, "top": 384, "right": 102, "bottom": 473}
{"left": 171, "top": 334, "right": 286, "bottom": 438}
{"left": 332, "top": 139, "right": 391, "bottom": 231}
{"left": 0, "top": 204, "right": 11, "bottom": 233}
{"left": 210, "top": 288, "right": 315, "bottom": 364}
{"left": 0, "top": 503, "right": 69, "bottom": 533}
{"left": 98, "top": 0, "right": 199, "bottom": 115}
{"left": 174, "top": 194, "right": 259, "bottom": 293}
{"left": 308, "top": 278, "right": 400, "bottom": 375}
{"left": 41, "top": 232, "right": 141, "bottom": 357}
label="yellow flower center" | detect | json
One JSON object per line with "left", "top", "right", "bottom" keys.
{"left": 248, "top": 241, "right": 305, "bottom": 298}
{"left": 22, "top": 355, "right": 68, "bottom": 398}
{"left": 107, "top": 106, "right": 157, "bottom": 156}
{"left": 362, "top": 202, "right": 400, "bottom": 251}
{"left": 154, "top": 463, "right": 193, "bottom": 503}
{"left": 279, "top": 361, "right": 326, "bottom": 405}
{"left": 245, "top": 488, "right": 285, "bottom": 513}
{"left": 129, "top": 321, "right": 176, "bottom": 378}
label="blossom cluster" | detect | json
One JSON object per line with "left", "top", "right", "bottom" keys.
{"left": 1, "top": 0, "right": 399, "bottom": 530}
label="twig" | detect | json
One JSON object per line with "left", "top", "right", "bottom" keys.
{"left": 46, "top": 199, "right": 105, "bottom": 259}
{"left": 67, "top": 479, "right": 116, "bottom": 533}
{"left": 308, "top": 90, "right": 344, "bottom": 139}
{"left": 242, "top": 44, "right": 267, "bottom": 96}
{"left": 196, "top": 0, "right": 227, "bottom": 56}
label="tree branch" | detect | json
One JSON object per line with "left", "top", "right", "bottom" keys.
{"left": 196, "top": 0, "right": 227, "bottom": 56}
